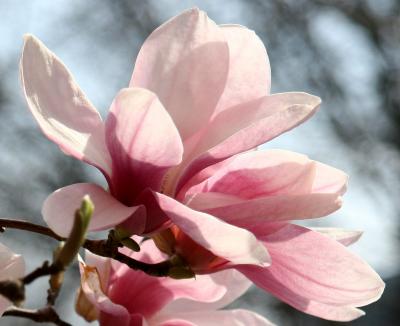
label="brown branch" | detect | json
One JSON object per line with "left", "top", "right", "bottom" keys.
{"left": 3, "top": 306, "right": 71, "bottom": 326}
{"left": 0, "top": 218, "right": 63, "bottom": 241}
{"left": 0, "top": 218, "right": 192, "bottom": 278}
{"left": 83, "top": 239, "right": 173, "bottom": 277}
{"left": 47, "top": 270, "right": 64, "bottom": 306}
{"left": 23, "top": 261, "right": 63, "bottom": 285}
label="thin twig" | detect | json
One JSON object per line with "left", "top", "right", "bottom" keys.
{"left": 3, "top": 306, "right": 71, "bottom": 326}
{"left": 47, "top": 270, "right": 64, "bottom": 306}
{"left": 0, "top": 218, "right": 184, "bottom": 277}
{"left": 83, "top": 239, "right": 173, "bottom": 277}
{"left": 22, "top": 261, "right": 63, "bottom": 285}
{"left": 0, "top": 218, "right": 63, "bottom": 241}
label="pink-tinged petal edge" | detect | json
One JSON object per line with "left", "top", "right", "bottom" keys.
{"left": 311, "top": 227, "right": 363, "bottom": 247}
{"left": 0, "top": 243, "right": 25, "bottom": 281}
{"left": 148, "top": 191, "right": 270, "bottom": 267}
{"left": 213, "top": 24, "right": 271, "bottom": 116}
{"left": 237, "top": 224, "right": 384, "bottom": 321}
{"left": 105, "top": 87, "right": 183, "bottom": 205}
{"left": 42, "top": 183, "right": 145, "bottom": 237}
{"left": 20, "top": 35, "right": 112, "bottom": 177}
{"left": 130, "top": 8, "right": 229, "bottom": 141}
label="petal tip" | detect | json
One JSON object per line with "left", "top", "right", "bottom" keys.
{"left": 22, "top": 33, "right": 37, "bottom": 45}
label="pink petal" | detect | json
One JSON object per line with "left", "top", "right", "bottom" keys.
{"left": 105, "top": 88, "right": 183, "bottom": 205}
{"left": 155, "top": 309, "right": 275, "bottom": 326}
{"left": 312, "top": 162, "right": 348, "bottom": 195}
{"left": 302, "top": 301, "right": 365, "bottom": 321}
{"left": 147, "top": 191, "right": 270, "bottom": 266}
{"left": 311, "top": 227, "right": 363, "bottom": 246}
{"left": 42, "top": 183, "right": 145, "bottom": 237}
{"left": 185, "top": 150, "right": 316, "bottom": 199}
{"left": 20, "top": 35, "right": 112, "bottom": 177}
{"left": 0, "top": 243, "right": 25, "bottom": 281}
{"left": 100, "top": 313, "right": 144, "bottom": 326}
{"left": 159, "top": 320, "right": 194, "bottom": 326}
{"left": 84, "top": 251, "right": 112, "bottom": 290}
{"left": 237, "top": 224, "right": 384, "bottom": 321}
{"left": 183, "top": 151, "right": 347, "bottom": 227}
{"left": 189, "top": 192, "right": 342, "bottom": 227}
{"left": 130, "top": 8, "right": 229, "bottom": 141}
{"left": 161, "top": 269, "right": 251, "bottom": 314}
{"left": 177, "top": 92, "right": 320, "bottom": 193}
{"left": 114, "top": 239, "right": 229, "bottom": 307}
{"left": 213, "top": 24, "right": 270, "bottom": 116}
{"left": 79, "top": 258, "right": 131, "bottom": 326}
{"left": 107, "top": 239, "right": 230, "bottom": 320}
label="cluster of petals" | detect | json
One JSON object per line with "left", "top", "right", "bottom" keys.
{"left": 20, "top": 8, "right": 384, "bottom": 322}
{"left": 77, "top": 239, "right": 273, "bottom": 325}
{"left": 0, "top": 243, "right": 25, "bottom": 316}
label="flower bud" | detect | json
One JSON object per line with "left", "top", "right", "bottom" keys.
{"left": 55, "top": 195, "right": 93, "bottom": 268}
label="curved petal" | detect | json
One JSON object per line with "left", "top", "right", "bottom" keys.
{"left": 161, "top": 269, "right": 251, "bottom": 314}
{"left": 312, "top": 162, "right": 348, "bottom": 195}
{"left": 184, "top": 151, "right": 347, "bottom": 228}
{"left": 181, "top": 150, "right": 347, "bottom": 201}
{"left": 189, "top": 192, "right": 342, "bottom": 227}
{"left": 42, "top": 183, "right": 145, "bottom": 237}
{"left": 185, "top": 150, "right": 316, "bottom": 199}
{"left": 300, "top": 302, "right": 365, "bottom": 322}
{"left": 20, "top": 35, "right": 112, "bottom": 177}
{"left": 78, "top": 258, "right": 131, "bottom": 326}
{"left": 311, "top": 228, "right": 363, "bottom": 246}
{"left": 213, "top": 24, "right": 270, "bottom": 115}
{"left": 177, "top": 92, "right": 320, "bottom": 192}
{"left": 147, "top": 191, "right": 270, "bottom": 267}
{"left": 0, "top": 243, "right": 25, "bottom": 281}
{"left": 130, "top": 8, "right": 229, "bottom": 140}
{"left": 84, "top": 251, "right": 112, "bottom": 290}
{"left": 106, "top": 239, "right": 230, "bottom": 320}
{"left": 105, "top": 88, "right": 183, "bottom": 205}
{"left": 154, "top": 309, "right": 274, "bottom": 326}
{"left": 237, "top": 224, "right": 384, "bottom": 321}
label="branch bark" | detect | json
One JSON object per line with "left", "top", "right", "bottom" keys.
{"left": 0, "top": 218, "right": 189, "bottom": 278}
{"left": 3, "top": 306, "right": 71, "bottom": 326}
{"left": 23, "top": 261, "right": 63, "bottom": 285}
{"left": 0, "top": 218, "right": 63, "bottom": 241}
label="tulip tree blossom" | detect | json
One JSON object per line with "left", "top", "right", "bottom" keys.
{"left": 20, "top": 8, "right": 384, "bottom": 322}
{"left": 77, "top": 239, "right": 273, "bottom": 326}
{"left": 0, "top": 243, "right": 25, "bottom": 316}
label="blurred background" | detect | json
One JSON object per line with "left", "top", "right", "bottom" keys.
{"left": 0, "top": 0, "right": 399, "bottom": 325}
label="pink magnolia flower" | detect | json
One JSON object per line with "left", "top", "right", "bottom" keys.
{"left": 20, "top": 8, "right": 384, "bottom": 321}
{"left": 20, "top": 9, "right": 318, "bottom": 266}
{"left": 76, "top": 239, "right": 273, "bottom": 326}
{"left": 0, "top": 243, "right": 25, "bottom": 316}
